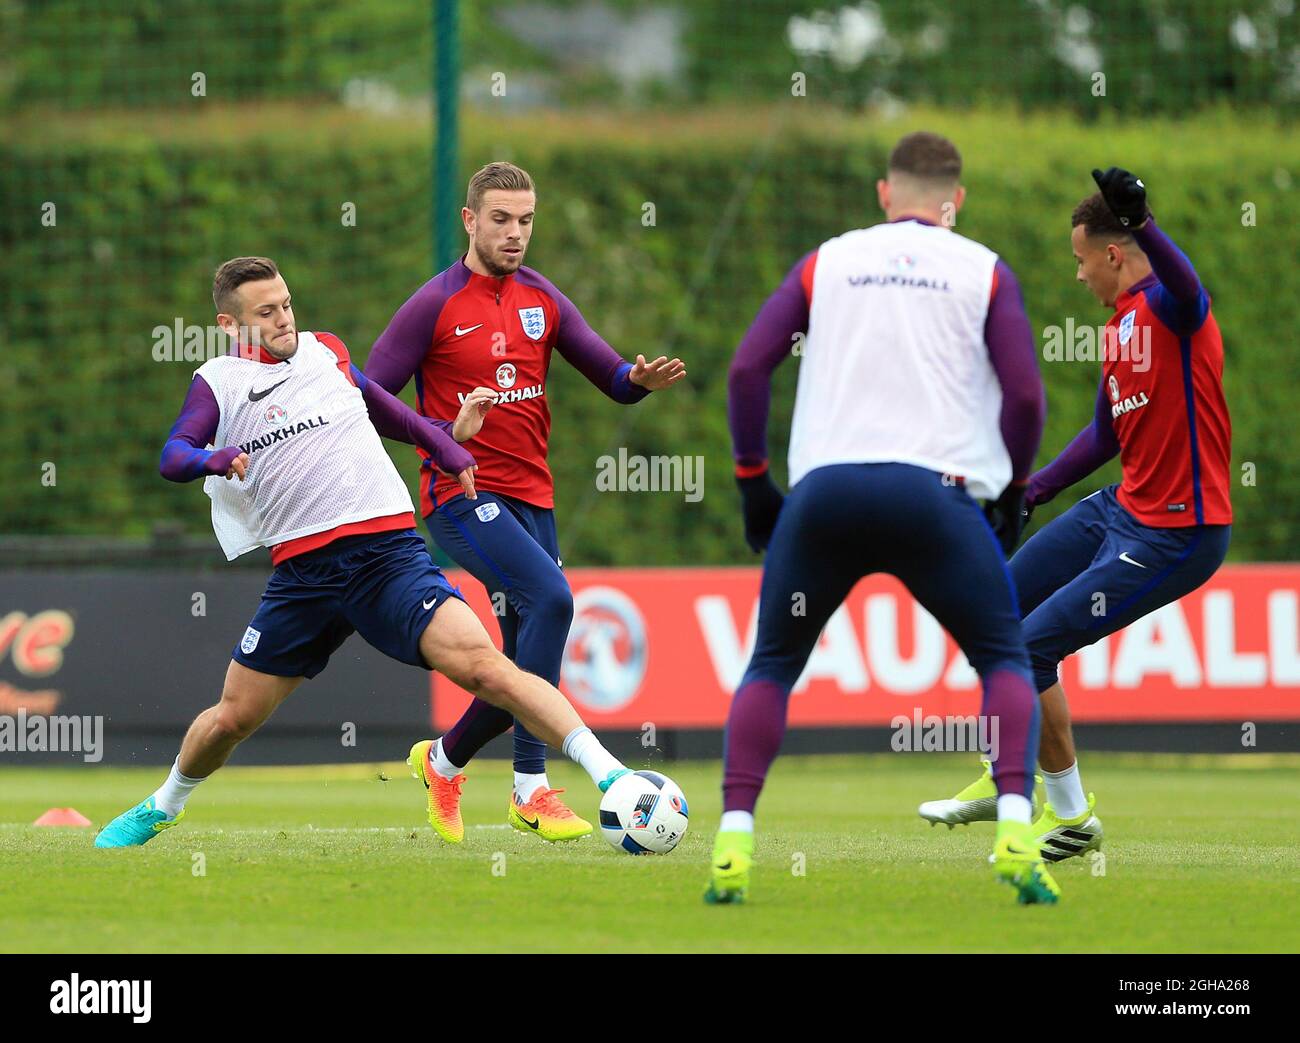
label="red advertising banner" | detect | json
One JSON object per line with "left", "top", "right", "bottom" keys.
{"left": 433, "top": 565, "right": 1300, "bottom": 729}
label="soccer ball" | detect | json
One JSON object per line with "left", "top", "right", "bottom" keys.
{"left": 598, "top": 770, "right": 689, "bottom": 855}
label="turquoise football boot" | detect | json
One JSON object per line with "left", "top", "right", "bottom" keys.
{"left": 94, "top": 796, "right": 185, "bottom": 848}
{"left": 598, "top": 768, "right": 632, "bottom": 793}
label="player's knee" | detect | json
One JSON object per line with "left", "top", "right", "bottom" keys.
{"left": 464, "top": 648, "right": 517, "bottom": 700}
{"left": 973, "top": 655, "right": 1033, "bottom": 681}
{"left": 740, "top": 658, "right": 802, "bottom": 692}
{"left": 535, "top": 582, "right": 573, "bottom": 630}
{"left": 1030, "top": 658, "right": 1060, "bottom": 693}
{"left": 210, "top": 705, "right": 259, "bottom": 743}
{"left": 1023, "top": 632, "right": 1065, "bottom": 693}
{"left": 968, "top": 648, "right": 1032, "bottom": 679}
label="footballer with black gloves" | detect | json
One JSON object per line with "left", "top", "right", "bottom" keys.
{"left": 710, "top": 132, "right": 1052, "bottom": 905}
{"left": 920, "top": 168, "right": 1233, "bottom": 865}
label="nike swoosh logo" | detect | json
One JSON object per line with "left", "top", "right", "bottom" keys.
{"left": 454, "top": 324, "right": 483, "bottom": 336}
{"left": 519, "top": 814, "right": 540, "bottom": 830}
{"left": 248, "top": 377, "right": 289, "bottom": 402}
{"left": 422, "top": 598, "right": 437, "bottom": 610}
{"left": 1119, "top": 552, "right": 1146, "bottom": 568}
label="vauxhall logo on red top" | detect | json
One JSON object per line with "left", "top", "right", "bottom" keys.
{"left": 489, "top": 384, "right": 546, "bottom": 404}
{"left": 1109, "top": 372, "right": 1151, "bottom": 419}
{"left": 452, "top": 360, "right": 546, "bottom": 405}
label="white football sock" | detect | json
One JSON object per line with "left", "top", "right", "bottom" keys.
{"left": 513, "top": 772, "right": 550, "bottom": 803}
{"left": 561, "top": 727, "right": 623, "bottom": 786}
{"left": 719, "top": 811, "right": 754, "bottom": 833}
{"left": 430, "top": 737, "right": 464, "bottom": 780}
{"left": 997, "top": 793, "right": 1032, "bottom": 825}
{"left": 152, "top": 757, "right": 203, "bottom": 818}
{"left": 1041, "top": 761, "right": 1088, "bottom": 820}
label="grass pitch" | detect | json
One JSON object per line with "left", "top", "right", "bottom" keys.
{"left": 1, "top": 753, "right": 1296, "bottom": 953}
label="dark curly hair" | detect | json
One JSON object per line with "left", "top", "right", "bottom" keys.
{"left": 1071, "top": 192, "right": 1146, "bottom": 240}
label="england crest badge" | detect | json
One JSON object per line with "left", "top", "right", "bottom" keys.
{"left": 1118, "top": 309, "right": 1136, "bottom": 346}
{"left": 240, "top": 626, "right": 261, "bottom": 655}
{"left": 518, "top": 306, "right": 546, "bottom": 341}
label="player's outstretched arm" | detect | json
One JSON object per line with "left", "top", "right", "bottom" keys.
{"left": 550, "top": 285, "right": 684, "bottom": 403}
{"left": 728, "top": 251, "right": 813, "bottom": 552}
{"left": 1133, "top": 220, "right": 1202, "bottom": 302}
{"left": 1092, "top": 167, "right": 1207, "bottom": 332}
{"left": 159, "top": 375, "right": 248, "bottom": 483}
{"left": 349, "top": 365, "right": 479, "bottom": 499}
{"left": 365, "top": 279, "right": 445, "bottom": 394}
{"left": 1025, "top": 376, "right": 1120, "bottom": 508}
{"left": 983, "top": 260, "right": 1047, "bottom": 552}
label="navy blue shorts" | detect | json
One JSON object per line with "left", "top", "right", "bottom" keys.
{"left": 742, "top": 462, "right": 1030, "bottom": 690}
{"left": 1013, "top": 486, "right": 1231, "bottom": 691}
{"left": 232, "top": 529, "right": 464, "bottom": 679}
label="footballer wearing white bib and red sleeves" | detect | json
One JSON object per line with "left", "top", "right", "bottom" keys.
{"left": 93, "top": 257, "right": 631, "bottom": 849}
{"left": 707, "top": 133, "right": 1057, "bottom": 906}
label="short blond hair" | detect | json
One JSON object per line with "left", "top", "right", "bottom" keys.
{"left": 466, "top": 161, "right": 535, "bottom": 212}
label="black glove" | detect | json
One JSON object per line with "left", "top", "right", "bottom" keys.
{"left": 984, "top": 483, "right": 1028, "bottom": 557}
{"left": 737, "top": 471, "right": 784, "bottom": 553}
{"left": 1091, "top": 166, "right": 1149, "bottom": 229}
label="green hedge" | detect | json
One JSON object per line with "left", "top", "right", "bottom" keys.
{"left": 1, "top": 104, "right": 1296, "bottom": 563}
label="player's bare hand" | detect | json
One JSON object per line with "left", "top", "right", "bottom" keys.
{"left": 456, "top": 466, "right": 478, "bottom": 500}
{"left": 629, "top": 354, "right": 686, "bottom": 391}
{"left": 452, "top": 386, "right": 498, "bottom": 442}
{"left": 205, "top": 447, "right": 250, "bottom": 478}
{"left": 225, "top": 452, "right": 250, "bottom": 481}
{"left": 204, "top": 446, "right": 249, "bottom": 481}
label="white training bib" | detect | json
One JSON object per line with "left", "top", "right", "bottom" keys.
{"left": 195, "top": 331, "right": 414, "bottom": 559}
{"left": 787, "top": 221, "right": 1009, "bottom": 499}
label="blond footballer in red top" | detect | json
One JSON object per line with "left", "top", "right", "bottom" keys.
{"left": 367, "top": 163, "right": 685, "bottom": 842}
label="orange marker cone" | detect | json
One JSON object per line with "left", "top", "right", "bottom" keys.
{"left": 34, "top": 807, "right": 93, "bottom": 827}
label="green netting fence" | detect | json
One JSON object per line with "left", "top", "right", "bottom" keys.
{"left": 1, "top": 1, "right": 1295, "bottom": 565}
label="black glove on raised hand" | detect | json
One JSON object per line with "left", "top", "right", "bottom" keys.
{"left": 984, "top": 482, "right": 1028, "bottom": 557}
{"left": 1091, "top": 166, "right": 1149, "bottom": 229}
{"left": 737, "top": 471, "right": 784, "bottom": 553}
